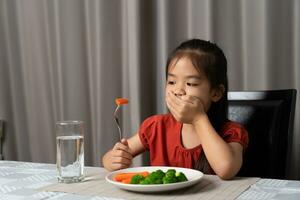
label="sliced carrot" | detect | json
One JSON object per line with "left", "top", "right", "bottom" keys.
{"left": 115, "top": 98, "right": 129, "bottom": 105}
{"left": 114, "top": 172, "right": 136, "bottom": 181}
{"left": 121, "top": 178, "right": 132, "bottom": 184}
{"left": 114, "top": 171, "right": 149, "bottom": 182}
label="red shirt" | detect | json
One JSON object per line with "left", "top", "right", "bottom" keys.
{"left": 138, "top": 114, "right": 248, "bottom": 170}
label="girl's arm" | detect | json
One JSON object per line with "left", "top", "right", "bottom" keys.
{"left": 102, "top": 133, "right": 145, "bottom": 171}
{"left": 166, "top": 92, "right": 243, "bottom": 179}
{"left": 193, "top": 114, "right": 243, "bottom": 180}
{"left": 128, "top": 133, "right": 147, "bottom": 156}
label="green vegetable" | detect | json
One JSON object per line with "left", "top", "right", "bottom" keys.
{"left": 130, "top": 174, "right": 145, "bottom": 184}
{"left": 176, "top": 172, "right": 188, "bottom": 182}
{"left": 162, "top": 175, "right": 177, "bottom": 184}
{"left": 165, "top": 169, "right": 176, "bottom": 178}
{"left": 161, "top": 169, "right": 177, "bottom": 184}
{"left": 142, "top": 170, "right": 165, "bottom": 184}
{"left": 140, "top": 178, "right": 151, "bottom": 184}
{"left": 129, "top": 169, "right": 188, "bottom": 185}
{"left": 149, "top": 170, "right": 165, "bottom": 180}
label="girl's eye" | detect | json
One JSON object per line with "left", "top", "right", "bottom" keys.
{"left": 187, "top": 83, "right": 198, "bottom": 87}
{"left": 167, "top": 81, "right": 175, "bottom": 85}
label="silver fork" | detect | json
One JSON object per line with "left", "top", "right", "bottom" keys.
{"left": 114, "top": 104, "right": 122, "bottom": 141}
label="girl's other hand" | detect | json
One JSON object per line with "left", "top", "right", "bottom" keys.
{"left": 166, "top": 92, "right": 205, "bottom": 124}
{"left": 103, "top": 138, "right": 133, "bottom": 171}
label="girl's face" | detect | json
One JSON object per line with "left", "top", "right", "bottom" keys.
{"left": 166, "top": 57, "right": 218, "bottom": 112}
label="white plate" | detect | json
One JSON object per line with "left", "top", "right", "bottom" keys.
{"left": 105, "top": 166, "right": 203, "bottom": 192}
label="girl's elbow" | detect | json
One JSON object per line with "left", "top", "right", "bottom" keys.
{"left": 217, "top": 171, "right": 235, "bottom": 180}
{"left": 216, "top": 162, "right": 240, "bottom": 180}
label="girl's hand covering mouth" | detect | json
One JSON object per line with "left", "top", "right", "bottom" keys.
{"left": 166, "top": 92, "right": 205, "bottom": 124}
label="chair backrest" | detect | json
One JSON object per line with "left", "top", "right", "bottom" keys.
{"left": 0, "top": 120, "right": 4, "bottom": 160}
{"left": 228, "top": 89, "right": 297, "bottom": 179}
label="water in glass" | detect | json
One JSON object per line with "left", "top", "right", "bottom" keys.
{"left": 56, "top": 135, "right": 84, "bottom": 183}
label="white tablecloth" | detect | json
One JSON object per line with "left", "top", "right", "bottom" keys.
{"left": 1, "top": 161, "right": 300, "bottom": 200}
{"left": 0, "top": 161, "right": 121, "bottom": 200}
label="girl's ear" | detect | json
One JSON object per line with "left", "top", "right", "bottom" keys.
{"left": 211, "top": 84, "right": 225, "bottom": 102}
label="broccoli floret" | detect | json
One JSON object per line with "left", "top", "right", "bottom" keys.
{"left": 129, "top": 169, "right": 188, "bottom": 185}
{"left": 151, "top": 170, "right": 165, "bottom": 179}
{"left": 162, "top": 175, "right": 177, "bottom": 184}
{"left": 165, "top": 169, "right": 176, "bottom": 178}
{"left": 144, "top": 170, "right": 165, "bottom": 184}
{"left": 130, "top": 174, "right": 145, "bottom": 184}
{"left": 161, "top": 169, "right": 178, "bottom": 184}
{"left": 140, "top": 178, "right": 151, "bottom": 185}
{"left": 153, "top": 178, "right": 163, "bottom": 184}
{"left": 175, "top": 172, "right": 188, "bottom": 182}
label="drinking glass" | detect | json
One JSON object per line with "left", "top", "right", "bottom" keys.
{"left": 56, "top": 120, "right": 84, "bottom": 183}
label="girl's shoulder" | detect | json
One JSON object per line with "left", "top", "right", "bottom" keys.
{"left": 142, "top": 113, "right": 176, "bottom": 125}
{"left": 138, "top": 114, "right": 179, "bottom": 147}
{"left": 222, "top": 120, "right": 246, "bottom": 131}
{"left": 220, "top": 120, "right": 249, "bottom": 147}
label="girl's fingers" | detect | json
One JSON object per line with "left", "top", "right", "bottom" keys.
{"left": 113, "top": 142, "right": 130, "bottom": 153}
{"left": 168, "top": 92, "right": 195, "bottom": 107}
{"left": 181, "top": 95, "right": 197, "bottom": 103}
{"left": 121, "top": 138, "right": 128, "bottom": 146}
{"left": 111, "top": 163, "right": 131, "bottom": 170}
{"left": 166, "top": 93, "right": 180, "bottom": 111}
{"left": 166, "top": 99, "right": 181, "bottom": 121}
{"left": 184, "top": 95, "right": 206, "bottom": 112}
{"left": 112, "top": 156, "right": 132, "bottom": 165}
{"left": 112, "top": 149, "right": 133, "bottom": 159}
{"left": 108, "top": 141, "right": 133, "bottom": 171}
{"left": 168, "top": 92, "right": 182, "bottom": 106}
{"left": 110, "top": 150, "right": 132, "bottom": 169}
{"left": 166, "top": 96, "right": 176, "bottom": 113}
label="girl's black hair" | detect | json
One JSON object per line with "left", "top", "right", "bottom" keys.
{"left": 165, "top": 39, "right": 229, "bottom": 172}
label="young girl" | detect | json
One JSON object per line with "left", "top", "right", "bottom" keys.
{"left": 102, "top": 39, "right": 248, "bottom": 180}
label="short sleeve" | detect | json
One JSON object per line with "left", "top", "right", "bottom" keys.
{"left": 138, "top": 116, "right": 157, "bottom": 150}
{"left": 221, "top": 121, "right": 249, "bottom": 149}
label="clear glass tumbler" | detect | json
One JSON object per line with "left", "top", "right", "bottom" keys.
{"left": 56, "top": 120, "right": 84, "bottom": 183}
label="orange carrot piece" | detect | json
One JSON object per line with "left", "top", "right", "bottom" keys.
{"left": 121, "top": 178, "right": 132, "bottom": 184}
{"left": 115, "top": 98, "right": 129, "bottom": 105}
{"left": 114, "top": 171, "right": 149, "bottom": 182}
{"left": 114, "top": 172, "right": 136, "bottom": 181}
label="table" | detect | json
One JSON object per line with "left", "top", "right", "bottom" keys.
{"left": 0, "top": 161, "right": 300, "bottom": 200}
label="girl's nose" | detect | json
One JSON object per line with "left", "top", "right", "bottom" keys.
{"left": 174, "top": 88, "right": 186, "bottom": 97}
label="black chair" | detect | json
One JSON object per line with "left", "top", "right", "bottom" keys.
{"left": 0, "top": 120, "right": 4, "bottom": 160}
{"left": 228, "top": 89, "right": 297, "bottom": 179}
